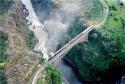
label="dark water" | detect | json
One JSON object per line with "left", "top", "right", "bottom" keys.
{"left": 56, "top": 60, "right": 82, "bottom": 84}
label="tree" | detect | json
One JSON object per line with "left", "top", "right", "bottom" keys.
{"left": 66, "top": 27, "right": 125, "bottom": 82}
{"left": 0, "top": 0, "right": 14, "bottom": 14}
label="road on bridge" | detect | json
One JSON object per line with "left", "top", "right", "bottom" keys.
{"left": 32, "top": 0, "right": 109, "bottom": 84}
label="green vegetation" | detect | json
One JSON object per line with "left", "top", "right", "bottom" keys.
{"left": 0, "top": 0, "right": 14, "bottom": 15}
{"left": 0, "top": 32, "right": 8, "bottom": 63}
{"left": 104, "top": 0, "right": 125, "bottom": 29}
{"left": 38, "top": 53, "right": 45, "bottom": 64}
{"left": 26, "top": 31, "right": 36, "bottom": 48}
{"left": 66, "top": 0, "right": 125, "bottom": 82}
{"left": 0, "top": 32, "right": 8, "bottom": 84}
{"left": 67, "top": 27, "right": 125, "bottom": 82}
{"left": 86, "top": 0, "right": 103, "bottom": 21}
{"left": 37, "top": 65, "right": 62, "bottom": 84}
{"left": 61, "top": 17, "right": 85, "bottom": 46}
{"left": 0, "top": 68, "right": 7, "bottom": 84}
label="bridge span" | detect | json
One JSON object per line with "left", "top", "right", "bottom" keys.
{"left": 32, "top": 0, "right": 109, "bottom": 83}
{"left": 48, "top": 25, "right": 94, "bottom": 64}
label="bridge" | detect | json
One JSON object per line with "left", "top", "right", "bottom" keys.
{"left": 32, "top": 0, "right": 109, "bottom": 83}
{"left": 32, "top": 25, "right": 95, "bottom": 84}
{"left": 48, "top": 25, "right": 94, "bottom": 64}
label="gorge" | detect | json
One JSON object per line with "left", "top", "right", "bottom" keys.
{"left": 1, "top": 0, "right": 124, "bottom": 84}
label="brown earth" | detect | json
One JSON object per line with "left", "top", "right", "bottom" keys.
{"left": 0, "top": 1, "right": 41, "bottom": 84}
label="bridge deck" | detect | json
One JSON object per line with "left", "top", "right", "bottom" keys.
{"left": 48, "top": 25, "right": 94, "bottom": 64}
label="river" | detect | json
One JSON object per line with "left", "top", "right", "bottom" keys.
{"left": 21, "top": 0, "right": 49, "bottom": 60}
{"left": 57, "top": 60, "right": 81, "bottom": 84}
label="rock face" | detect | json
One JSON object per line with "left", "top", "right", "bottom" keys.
{"left": 21, "top": 0, "right": 49, "bottom": 60}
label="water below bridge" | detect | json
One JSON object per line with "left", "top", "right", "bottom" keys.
{"left": 57, "top": 60, "right": 82, "bottom": 84}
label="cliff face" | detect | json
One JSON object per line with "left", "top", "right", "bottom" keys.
{"left": 0, "top": 1, "right": 40, "bottom": 84}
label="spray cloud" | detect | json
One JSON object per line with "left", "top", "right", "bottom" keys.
{"left": 35, "top": 0, "right": 92, "bottom": 52}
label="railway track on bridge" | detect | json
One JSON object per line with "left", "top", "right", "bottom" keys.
{"left": 32, "top": 0, "right": 109, "bottom": 84}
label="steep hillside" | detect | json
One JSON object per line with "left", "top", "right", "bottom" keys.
{"left": 0, "top": 1, "right": 40, "bottom": 84}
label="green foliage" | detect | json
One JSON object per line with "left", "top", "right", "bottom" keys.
{"left": 62, "top": 17, "right": 85, "bottom": 46}
{"left": 0, "top": 32, "right": 8, "bottom": 84}
{"left": 120, "top": 2, "right": 124, "bottom": 7}
{"left": 38, "top": 53, "right": 45, "bottom": 64}
{"left": 16, "top": 21, "right": 23, "bottom": 28}
{"left": 0, "top": 32, "right": 8, "bottom": 63}
{"left": 0, "top": 68, "right": 7, "bottom": 84}
{"left": 0, "top": 63, "right": 5, "bottom": 68}
{"left": 37, "top": 65, "right": 62, "bottom": 84}
{"left": 66, "top": 27, "right": 125, "bottom": 81}
{"left": 110, "top": 5, "right": 117, "bottom": 11}
{"left": 45, "top": 65, "right": 62, "bottom": 84}
{"left": 0, "top": 0, "right": 14, "bottom": 15}
{"left": 67, "top": 17, "right": 84, "bottom": 38}
{"left": 37, "top": 79, "right": 43, "bottom": 84}
{"left": 86, "top": 0, "right": 102, "bottom": 21}
{"left": 104, "top": 0, "right": 125, "bottom": 29}
{"left": 65, "top": 0, "right": 125, "bottom": 82}
{"left": 27, "top": 31, "right": 35, "bottom": 48}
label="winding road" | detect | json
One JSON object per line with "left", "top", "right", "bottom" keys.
{"left": 32, "top": 0, "right": 109, "bottom": 84}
